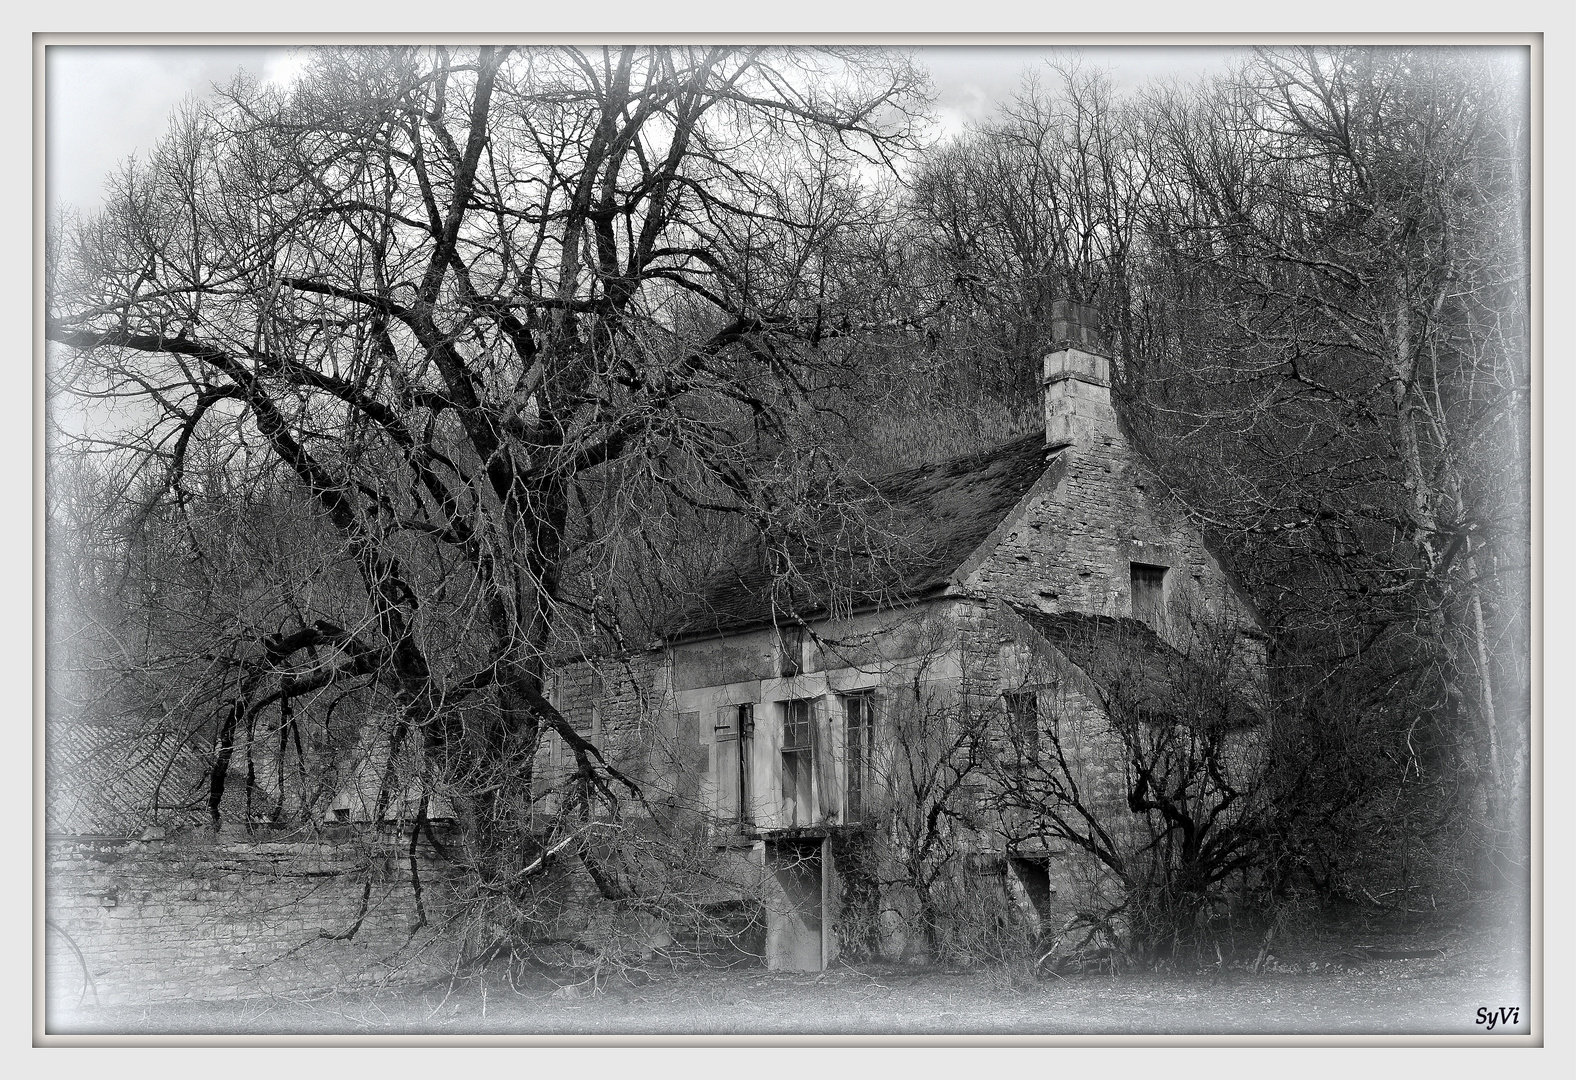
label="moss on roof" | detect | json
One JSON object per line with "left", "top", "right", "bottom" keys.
{"left": 1010, "top": 607, "right": 1263, "bottom": 730}
{"left": 667, "top": 433, "right": 1058, "bottom": 639}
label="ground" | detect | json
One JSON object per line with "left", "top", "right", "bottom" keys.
{"left": 48, "top": 896, "right": 1534, "bottom": 1038}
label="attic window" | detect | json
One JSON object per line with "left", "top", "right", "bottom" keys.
{"left": 1130, "top": 563, "right": 1168, "bottom": 629}
{"left": 779, "top": 624, "right": 807, "bottom": 678}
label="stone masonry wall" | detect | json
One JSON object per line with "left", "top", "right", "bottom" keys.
{"left": 962, "top": 421, "right": 1258, "bottom": 638}
{"left": 948, "top": 598, "right": 1163, "bottom": 929}
{"left": 45, "top": 830, "right": 460, "bottom": 1014}
{"left": 543, "top": 650, "right": 669, "bottom": 794}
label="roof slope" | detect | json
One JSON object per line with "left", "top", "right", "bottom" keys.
{"left": 46, "top": 720, "right": 209, "bottom": 836}
{"left": 1010, "top": 607, "right": 1262, "bottom": 730}
{"left": 667, "top": 433, "right": 1056, "bottom": 639}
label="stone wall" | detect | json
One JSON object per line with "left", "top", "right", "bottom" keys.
{"left": 537, "top": 405, "right": 1266, "bottom": 962}
{"left": 541, "top": 650, "right": 670, "bottom": 797}
{"left": 961, "top": 420, "right": 1260, "bottom": 639}
{"left": 45, "top": 829, "right": 460, "bottom": 1012}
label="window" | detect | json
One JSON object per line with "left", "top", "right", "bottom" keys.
{"left": 534, "top": 726, "right": 576, "bottom": 817}
{"left": 713, "top": 703, "right": 754, "bottom": 827}
{"left": 779, "top": 624, "right": 807, "bottom": 678}
{"left": 1130, "top": 562, "right": 1168, "bottom": 629}
{"left": 842, "top": 692, "right": 876, "bottom": 823}
{"left": 1004, "top": 690, "right": 1039, "bottom": 764}
{"left": 781, "top": 698, "right": 815, "bottom": 824}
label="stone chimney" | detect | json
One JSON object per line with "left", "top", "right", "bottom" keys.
{"left": 1043, "top": 300, "right": 1116, "bottom": 448}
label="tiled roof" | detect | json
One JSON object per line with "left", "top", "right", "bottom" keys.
{"left": 46, "top": 719, "right": 209, "bottom": 836}
{"left": 665, "top": 433, "right": 1059, "bottom": 639}
{"left": 1009, "top": 607, "right": 1263, "bottom": 729}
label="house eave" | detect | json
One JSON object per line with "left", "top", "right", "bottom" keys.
{"left": 746, "top": 823, "right": 868, "bottom": 842}
{"left": 657, "top": 586, "right": 954, "bottom": 650}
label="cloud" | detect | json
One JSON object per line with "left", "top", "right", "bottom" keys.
{"left": 45, "top": 46, "right": 292, "bottom": 213}
{"left": 45, "top": 45, "right": 1242, "bottom": 213}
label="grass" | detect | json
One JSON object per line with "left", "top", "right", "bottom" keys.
{"left": 46, "top": 895, "right": 1534, "bottom": 1039}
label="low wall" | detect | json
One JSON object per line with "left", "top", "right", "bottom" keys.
{"left": 45, "top": 829, "right": 461, "bottom": 1011}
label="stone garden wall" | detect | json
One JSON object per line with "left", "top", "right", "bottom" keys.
{"left": 45, "top": 828, "right": 459, "bottom": 1011}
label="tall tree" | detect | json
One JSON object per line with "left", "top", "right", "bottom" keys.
{"left": 895, "top": 46, "right": 1530, "bottom": 892}
{"left": 1133, "top": 46, "right": 1530, "bottom": 881}
{"left": 47, "top": 45, "right": 927, "bottom": 900}
{"left": 901, "top": 67, "right": 1149, "bottom": 398}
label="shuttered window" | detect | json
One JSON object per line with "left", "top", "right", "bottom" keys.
{"left": 842, "top": 692, "right": 875, "bottom": 823}
{"left": 781, "top": 698, "right": 815, "bottom": 825}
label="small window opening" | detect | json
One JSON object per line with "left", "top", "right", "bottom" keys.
{"left": 779, "top": 625, "right": 807, "bottom": 678}
{"left": 1009, "top": 856, "right": 1056, "bottom": 922}
{"left": 1004, "top": 690, "right": 1040, "bottom": 764}
{"left": 1131, "top": 562, "right": 1168, "bottom": 629}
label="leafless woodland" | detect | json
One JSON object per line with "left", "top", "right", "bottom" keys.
{"left": 45, "top": 45, "right": 1531, "bottom": 1005}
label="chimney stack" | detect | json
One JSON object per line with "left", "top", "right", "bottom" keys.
{"left": 1043, "top": 300, "right": 1116, "bottom": 448}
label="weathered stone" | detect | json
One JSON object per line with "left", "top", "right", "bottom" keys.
{"left": 44, "top": 835, "right": 462, "bottom": 1008}
{"left": 545, "top": 330, "right": 1264, "bottom": 971}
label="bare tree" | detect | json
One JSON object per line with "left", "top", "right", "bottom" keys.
{"left": 47, "top": 45, "right": 928, "bottom": 940}
{"left": 895, "top": 45, "right": 1529, "bottom": 898}
{"left": 969, "top": 609, "right": 1270, "bottom": 973}
{"left": 1130, "top": 46, "right": 1530, "bottom": 883}
{"left": 837, "top": 664, "right": 988, "bottom": 963}
{"left": 890, "top": 64, "right": 1151, "bottom": 439}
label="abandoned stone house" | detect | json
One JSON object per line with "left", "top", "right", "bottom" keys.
{"left": 541, "top": 304, "right": 1268, "bottom": 971}
{"left": 43, "top": 304, "right": 1267, "bottom": 1007}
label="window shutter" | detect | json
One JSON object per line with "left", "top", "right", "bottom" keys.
{"left": 812, "top": 696, "right": 838, "bottom": 820}
{"left": 759, "top": 702, "right": 783, "bottom": 829}
{"left": 676, "top": 711, "right": 701, "bottom": 806}
{"left": 714, "top": 707, "right": 740, "bottom": 821}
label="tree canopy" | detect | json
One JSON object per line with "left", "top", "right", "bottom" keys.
{"left": 48, "top": 44, "right": 929, "bottom": 881}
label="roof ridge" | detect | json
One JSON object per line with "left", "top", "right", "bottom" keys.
{"left": 866, "top": 430, "right": 1047, "bottom": 488}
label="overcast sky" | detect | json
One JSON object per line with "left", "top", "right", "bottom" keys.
{"left": 45, "top": 44, "right": 1244, "bottom": 215}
